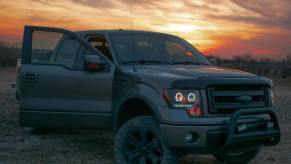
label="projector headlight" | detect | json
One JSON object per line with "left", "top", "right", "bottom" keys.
{"left": 163, "top": 89, "right": 202, "bottom": 117}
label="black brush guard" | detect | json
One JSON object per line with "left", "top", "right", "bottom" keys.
{"left": 220, "top": 108, "right": 280, "bottom": 151}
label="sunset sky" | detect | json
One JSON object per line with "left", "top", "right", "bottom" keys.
{"left": 0, "top": 0, "right": 290, "bottom": 59}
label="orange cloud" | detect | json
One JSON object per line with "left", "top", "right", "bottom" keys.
{"left": 0, "top": 0, "right": 290, "bottom": 58}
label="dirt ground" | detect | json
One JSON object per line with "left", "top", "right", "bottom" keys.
{"left": 0, "top": 70, "right": 290, "bottom": 164}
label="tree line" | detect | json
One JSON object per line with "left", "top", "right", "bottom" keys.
{"left": 0, "top": 43, "right": 290, "bottom": 78}
{"left": 209, "top": 54, "right": 291, "bottom": 79}
{"left": 0, "top": 42, "right": 21, "bottom": 68}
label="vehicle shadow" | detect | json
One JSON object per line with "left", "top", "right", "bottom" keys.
{"left": 24, "top": 128, "right": 221, "bottom": 164}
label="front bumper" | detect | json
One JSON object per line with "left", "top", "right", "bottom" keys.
{"left": 159, "top": 108, "right": 280, "bottom": 153}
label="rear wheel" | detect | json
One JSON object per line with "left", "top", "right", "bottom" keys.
{"left": 213, "top": 149, "right": 260, "bottom": 164}
{"left": 114, "top": 116, "right": 177, "bottom": 164}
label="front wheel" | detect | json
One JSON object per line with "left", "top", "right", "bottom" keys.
{"left": 114, "top": 116, "right": 177, "bottom": 164}
{"left": 213, "top": 148, "right": 260, "bottom": 164}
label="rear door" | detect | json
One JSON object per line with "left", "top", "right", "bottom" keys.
{"left": 19, "top": 26, "right": 114, "bottom": 128}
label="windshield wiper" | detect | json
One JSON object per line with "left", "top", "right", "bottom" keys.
{"left": 122, "top": 60, "right": 171, "bottom": 65}
{"left": 171, "top": 61, "right": 209, "bottom": 65}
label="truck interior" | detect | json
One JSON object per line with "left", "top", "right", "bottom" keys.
{"left": 87, "top": 35, "right": 113, "bottom": 61}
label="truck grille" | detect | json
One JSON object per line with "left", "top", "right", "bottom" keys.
{"left": 207, "top": 85, "right": 269, "bottom": 113}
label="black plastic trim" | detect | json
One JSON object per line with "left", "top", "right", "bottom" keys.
{"left": 220, "top": 108, "right": 280, "bottom": 150}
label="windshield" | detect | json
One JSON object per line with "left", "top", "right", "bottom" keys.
{"left": 109, "top": 33, "right": 211, "bottom": 65}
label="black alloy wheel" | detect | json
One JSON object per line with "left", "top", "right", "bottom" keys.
{"left": 114, "top": 116, "right": 178, "bottom": 164}
{"left": 123, "top": 128, "right": 163, "bottom": 163}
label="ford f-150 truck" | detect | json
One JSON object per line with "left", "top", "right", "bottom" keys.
{"left": 17, "top": 26, "right": 280, "bottom": 164}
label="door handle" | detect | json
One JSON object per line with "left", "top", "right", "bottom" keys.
{"left": 23, "top": 72, "right": 39, "bottom": 82}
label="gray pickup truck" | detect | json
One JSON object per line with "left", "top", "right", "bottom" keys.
{"left": 17, "top": 26, "right": 280, "bottom": 164}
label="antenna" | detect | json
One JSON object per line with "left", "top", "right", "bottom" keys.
{"left": 129, "top": 3, "right": 133, "bottom": 30}
{"left": 129, "top": 2, "right": 137, "bottom": 71}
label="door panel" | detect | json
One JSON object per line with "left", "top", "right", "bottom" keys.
{"left": 20, "top": 65, "right": 113, "bottom": 112}
{"left": 20, "top": 26, "right": 114, "bottom": 128}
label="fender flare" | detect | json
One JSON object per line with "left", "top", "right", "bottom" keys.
{"left": 112, "top": 82, "right": 164, "bottom": 130}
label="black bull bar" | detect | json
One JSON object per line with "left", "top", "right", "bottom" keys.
{"left": 220, "top": 108, "right": 281, "bottom": 151}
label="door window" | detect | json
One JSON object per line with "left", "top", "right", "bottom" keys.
{"left": 31, "top": 31, "right": 84, "bottom": 69}
{"left": 54, "top": 37, "right": 81, "bottom": 68}
{"left": 31, "top": 31, "right": 63, "bottom": 64}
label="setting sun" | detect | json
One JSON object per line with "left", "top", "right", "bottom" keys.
{"left": 0, "top": 1, "right": 290, "bottom": 164}
{"left": 0, "top": 0, "right": 290, "bottom": 59}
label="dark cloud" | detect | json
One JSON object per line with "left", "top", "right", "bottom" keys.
{"left": 36, "top": 0, "right": 73, "bottom": 10}
{"left": 69, "top": 0, "right": 157, "bottom": 8}
{"left": 208, "top": 14, "right": 291, "bottom": 29}
{"left": 0, "top": 3, "right": 7, "bottom": 9}
{"left": 68, "top": 0, "right": 291, "bottom": 29}
{"left": 70, "top": 0, "right": 117, "bottom": 8}
{"left": 121, "top": 0, "right": 156, "bottom": 6}
{"left": 27, "top": 15, "right": 79, "bottom": 24}
{"left": 182, "top": 0, "right": 220, "bottom": 12}
{"left": 231, "top": 0, "right": 277, "bottom": 17}
{"left": 229, "top": 0, "right": 291, "bottom": 28}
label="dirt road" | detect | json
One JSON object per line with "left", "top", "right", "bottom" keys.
{"left": 0, "top": 70, "right": 290, "bottom": 163}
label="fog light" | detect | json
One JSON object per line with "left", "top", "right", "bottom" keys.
{"left": 185, "top": 132, "right": 199, "bottom": 143}
{"left": 185, "top": 133, "right": 193, "bottom": 143}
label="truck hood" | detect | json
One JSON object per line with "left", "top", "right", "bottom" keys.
{"left": 117, "top": 65, "right": 263, "bottom": 90}
{"left": 120, "top": 65, "right": 257, "bottom": 79}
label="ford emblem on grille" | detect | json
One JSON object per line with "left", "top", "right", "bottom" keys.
{"left": 236, "top": 95, "right": 252, "bottom": 104}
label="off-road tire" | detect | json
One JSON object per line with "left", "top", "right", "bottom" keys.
{"left": 114, "top": 116, "right": 178, "bottom": 164}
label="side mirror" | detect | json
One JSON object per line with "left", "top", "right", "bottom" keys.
{"left": 208, "top": 58, "right": 217, "bottom": 66}
{"left": 84, "top": 55, "right": 106, "bottom": 72}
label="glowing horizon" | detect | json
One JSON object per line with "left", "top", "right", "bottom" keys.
{"left": 0, "top": 0, "right": 290, "bottom": 59}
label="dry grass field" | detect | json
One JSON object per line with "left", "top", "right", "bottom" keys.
{"left": 0, "top": 70, "right": 290, "bottom": 164}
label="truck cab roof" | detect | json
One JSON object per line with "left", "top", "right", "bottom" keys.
{"left": 75, "top": 29, "right": 176, "bottom": 37}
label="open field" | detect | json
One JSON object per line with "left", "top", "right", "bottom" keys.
{"left": 0, "top": 70, "right": 290, "bottom": 164}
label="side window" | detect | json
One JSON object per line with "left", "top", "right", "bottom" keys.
{"left": 54, "top": 37, "right": 81, "bottom": 68}
{"left": 31, "top": 31, "right": 83, "bottom": 69}
{"left": 31, "top": 31, "right": 63, "bottom": 64}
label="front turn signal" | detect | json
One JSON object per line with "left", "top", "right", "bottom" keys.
{"left": 186, "top": 107, "right": 202, "bottom": 117}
